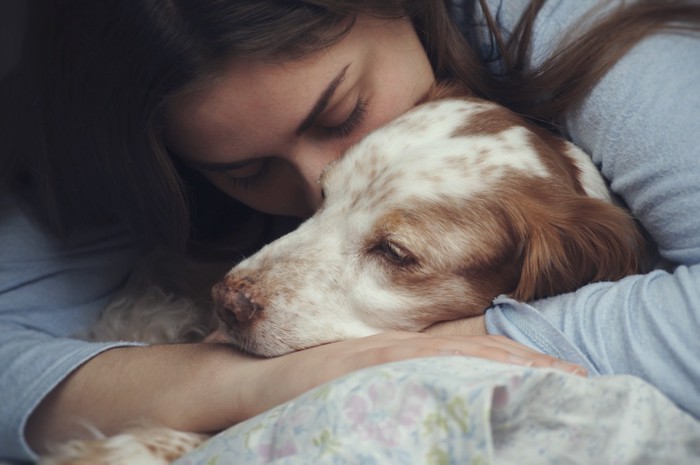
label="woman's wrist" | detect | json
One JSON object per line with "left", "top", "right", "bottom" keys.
{"left": 423, "top": 314, "right": 488, "bottom": 337}
{"left": 151, "top": 343, "right": 263, "bottom": 431}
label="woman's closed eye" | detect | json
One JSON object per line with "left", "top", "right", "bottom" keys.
{"left": 205, "top": 99, "right": 370, "bottom": 190}
{"left": 321, "top": 98, "right": 368, "bottom": 139}
{"left": 218, "top": 159, "right": 271, "bottom": 190}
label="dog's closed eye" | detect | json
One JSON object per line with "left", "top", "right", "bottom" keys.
{"left": 371, "top": 239, "right": 417, "bottom": 266}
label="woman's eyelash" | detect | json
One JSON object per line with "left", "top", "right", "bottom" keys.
{"left": 227, "top": 159, "right": 270, "bottom": 190}
{"left": 326, "top": 99, "right": 368, "bottom": 138}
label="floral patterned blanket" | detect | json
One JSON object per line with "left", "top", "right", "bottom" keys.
{"left": 175, "top": 357, "right": 700, "bottom": 465}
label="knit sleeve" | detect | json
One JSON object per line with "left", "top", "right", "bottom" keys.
{"left": 484, "top": 0, "right": 700, "bottom": 420}
{"left": 0, "top": 194, "right": 142, "bottom": 461}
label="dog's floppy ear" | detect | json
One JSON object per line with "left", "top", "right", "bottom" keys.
{"left": 508, "top": 192, "right": 648, "bottom": 302}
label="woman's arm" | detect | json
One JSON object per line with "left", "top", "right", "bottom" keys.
{"left": 1, "top": 193, "right": 584, "bottom": 462}
{"left": 25, "top": 330, "right": 586, "bottom": 455}
{"left": 0, "top": 193, "right": 142, "bottom": 460}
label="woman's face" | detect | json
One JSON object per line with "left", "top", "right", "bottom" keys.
{"left": 167, "top": 15, "right": 435, "bottom": 218}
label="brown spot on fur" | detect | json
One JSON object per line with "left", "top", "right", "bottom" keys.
{"left": 361, "top": 168, "right": 647, "bottom": 328}
{"left": 447, "top": 96, "right": 588, "bottom": 197}
{"left": 451, "top": 105, "right": 522, "bottom": 137}
{"left": 526, "top": 128, "right": 587, "bottom": 196}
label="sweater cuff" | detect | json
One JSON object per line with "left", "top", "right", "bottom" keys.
{"left": 485, "top": 295, "right": 597, "bottom": 374}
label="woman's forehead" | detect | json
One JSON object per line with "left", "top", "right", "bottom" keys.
{"left": 166, "top": 16, "right": 413, "bottom": 159}
{"left": 166, "top": 58, "right": 356, "bottom": 156}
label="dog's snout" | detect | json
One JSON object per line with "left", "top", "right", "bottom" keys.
{"left": 212, "top": 276, "right": 264, "bottom": 327}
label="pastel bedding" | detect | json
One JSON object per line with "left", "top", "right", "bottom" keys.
{"left": 174, "top": 357, "right": 700, "bottom": 465}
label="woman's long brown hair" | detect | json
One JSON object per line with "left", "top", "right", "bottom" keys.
{"left": 416, "top": 0, "right": 700, "bottom": 127}
{"left": 1, "top": 0, "right": 699, "bottom": 252}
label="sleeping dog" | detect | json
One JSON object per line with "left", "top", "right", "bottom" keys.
{"left": 210, "top": 85, "right": 647, "bottom": 357}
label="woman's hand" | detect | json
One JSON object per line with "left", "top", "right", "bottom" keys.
{"left": 228, "top": 330, "right": 587, "bottom": 424}
{"left": 424, "top": 314, "right": 587, "bottom": 373}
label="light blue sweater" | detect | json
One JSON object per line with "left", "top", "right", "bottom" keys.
{"left": 472, "top": 0, "right": 700, "bottom": 420}
{"left": 1, "top": 1, "right": 698, "bottom": 462}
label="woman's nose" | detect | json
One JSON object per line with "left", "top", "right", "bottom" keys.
{"left": 288, "top": 141, "right": 344, "bottom": 210}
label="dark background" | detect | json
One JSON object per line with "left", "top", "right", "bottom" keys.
{"left": 1, "top": 0, "right": 26, "bottom": 80}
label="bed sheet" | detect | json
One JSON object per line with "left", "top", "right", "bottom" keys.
{"left": 174, "top": 356, "right": 700, "bottom": 464}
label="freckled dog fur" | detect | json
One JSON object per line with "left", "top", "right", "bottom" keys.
{"left": 212, "top": 89, "right": 647, "bottom": 357}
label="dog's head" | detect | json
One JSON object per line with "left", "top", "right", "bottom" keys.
{"left": 212, "top": 92, "right": 647, "bottom": 357}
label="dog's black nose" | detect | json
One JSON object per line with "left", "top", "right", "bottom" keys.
{"left": 212, "top": 277, "right": 263, "bottom": 327}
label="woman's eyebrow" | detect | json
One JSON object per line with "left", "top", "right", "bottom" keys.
{"left": 295, "top": 63, "right": 351, "bottom": 136}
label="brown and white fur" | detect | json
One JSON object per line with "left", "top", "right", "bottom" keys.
{"left": 42, "top": 86, "right": 646, "bottom": 464}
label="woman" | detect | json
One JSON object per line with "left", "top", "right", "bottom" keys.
{"left": 1, "top": 0, "right": 698, "bottom": 462}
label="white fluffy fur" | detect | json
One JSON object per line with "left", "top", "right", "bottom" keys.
{"left": 40, "top": 424, "right": 207, "bottom": 465}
